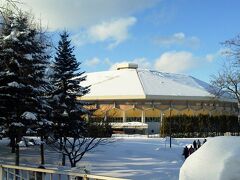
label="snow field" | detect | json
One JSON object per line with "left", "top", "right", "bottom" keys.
{"left": 0, "top": 136, "right": 193, "bottom": 180}
{"left": 3, "top": 136, "right": 238, "bottom": 180}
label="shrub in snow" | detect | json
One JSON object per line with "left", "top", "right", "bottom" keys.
{"left": 18, "top": 141, "right": 27, "bottom": 147}
{"left": 179, "top": 136, "right": 240, "bottom": 180}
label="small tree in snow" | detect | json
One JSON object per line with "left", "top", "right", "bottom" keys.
{"left": 50, "top": 31, "right": 90, "bottom": 166}
{"left": 50, "top": 31, "right": 113, "bottom": 167}
{"left": 48, "top": 118, "right": 112, "bottom": 167}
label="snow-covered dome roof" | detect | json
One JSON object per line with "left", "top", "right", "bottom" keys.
{"left": 81, "top": 63, "right": 225, "bottom": 101}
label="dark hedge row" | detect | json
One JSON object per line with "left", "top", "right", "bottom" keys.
{"left": 161, "top": 114, "right": 239, "bottom": 138}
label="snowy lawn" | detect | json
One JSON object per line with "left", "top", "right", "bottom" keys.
{"left": 0, "top": 136, "right": 202, "bottom": 180}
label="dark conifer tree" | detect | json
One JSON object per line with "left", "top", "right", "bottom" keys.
{"left": 51, "top": 31, "right": 90, "bottom": 166}
{"left": 0, "top": 11, "right": 51, "bottom": 165}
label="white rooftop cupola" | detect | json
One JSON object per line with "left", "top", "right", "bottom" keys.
{"left": 116, "top": 63, "right": 138, "bottom": 70}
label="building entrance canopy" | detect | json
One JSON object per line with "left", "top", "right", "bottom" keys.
{"left": 111, "top": 122, "right": 148, "bottom": 129}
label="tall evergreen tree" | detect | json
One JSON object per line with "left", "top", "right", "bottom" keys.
{"left": 0, "top": 11, "right": 51, "bottom": 165}
{"left": 51, "top": 31, "right": 90, "bottom": 166}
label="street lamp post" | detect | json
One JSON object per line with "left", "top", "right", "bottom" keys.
{"left": 169, "top": 108, "right": 172, "bottom": 148}
{"left": 160, "top": 112, "right": 163, "bottom": 137}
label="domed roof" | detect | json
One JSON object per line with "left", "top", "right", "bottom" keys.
{"left": 81, "top": 63, "right": 223, "bottom": 101}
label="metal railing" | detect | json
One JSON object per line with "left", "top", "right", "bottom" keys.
{"left": 0, "top": 164, "right": 129, "bottom": 180}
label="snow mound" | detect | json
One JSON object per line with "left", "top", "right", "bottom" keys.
{"left": 179, "top": 136, "right": 240, "bottom": 180}
{"left": 7, "top": 81, "right": 24, "bottom": 88}
{"left": 11, "top": 122, "right": 24, "bottom": 127}
{"left": 21, "top": 112, "right": 37, "bottom": 120}
{"left": 18, "top": 140, "right": 34, "bottom": 147}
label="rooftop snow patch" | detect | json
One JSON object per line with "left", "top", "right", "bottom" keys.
{"left": 82, "top": 69, "right": 145, "bottom": 99}
{"left": 179, "top": 136, "right": 240, "bottom": 180}
{"left": 138, "top": 69, "right": 213, "bottom": 98}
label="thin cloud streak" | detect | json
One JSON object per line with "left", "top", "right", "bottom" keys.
{"left": 153, "top": 32, "right": 200, "bottom": 48}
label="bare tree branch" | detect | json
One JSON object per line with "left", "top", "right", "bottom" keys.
{"left": 211, "top": 35, "right": 240, "bottom": 122}
{"left": 46, "top": 118, "right": 114, "bottom": 167}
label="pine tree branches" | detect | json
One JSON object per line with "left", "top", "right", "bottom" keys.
{"left": 0, "top": 9, "right": 52, "bottom": 165}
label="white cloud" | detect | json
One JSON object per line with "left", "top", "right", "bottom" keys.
{"left": 20, "top": 0, "right": 159, "bottom": 31}
{"left": 154, "top": 51, "right": 198, "bottom": 73}
{"left": 205, "top": 48, "right": 229, "bottom": 62}
{"left": 104, "top": 52, "right": 199, "bottom": 73}
{"left": 132, "top": 58, "right": 151, "bottom": 69}
{"left": 89, "top": 17, "right": 137, "bottom": 49}
{"left": 154, "top": 32, "right": 200, "bottom": 48}
{"left": 205, "top": 54, "right": 215, "bottom": 62}
{"left": 104, "top": 58, "right": 112, "bottom": 66}
{"left": 87, "top": 51, "right": 217, "bottom": 74}
{"left": 84, "top": 57, "right": 100, "bottom": 66}
{"left": 72, "top": 17, "right": 137, "bottom": 48}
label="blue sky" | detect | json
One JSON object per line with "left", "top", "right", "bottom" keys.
{"left": 20, "top": 0, "right": 240, "bottom": 83}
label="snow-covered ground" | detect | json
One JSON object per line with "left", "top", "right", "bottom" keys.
{"left": 180, "top": 136, "right": 240, "bottom": 180}
{"left": 0, "top": 136, "right": 204, "bottom": 180}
